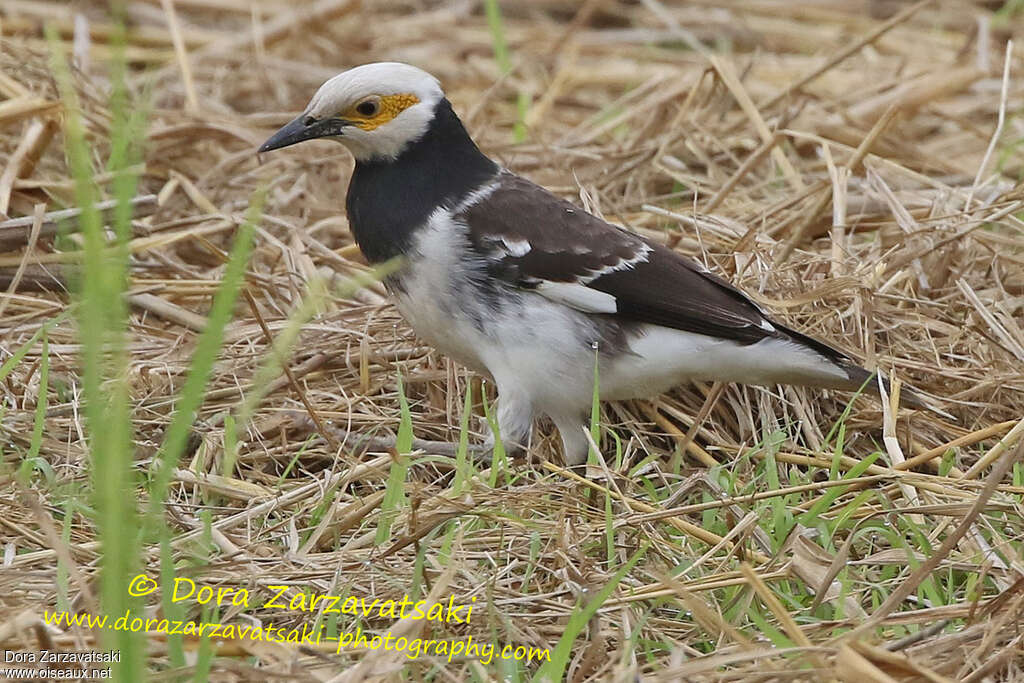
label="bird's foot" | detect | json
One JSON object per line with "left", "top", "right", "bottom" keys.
{"left": 288, "top": 411, "right": 496, "bottom": 463}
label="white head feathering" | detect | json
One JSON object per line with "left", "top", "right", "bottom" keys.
{"left": 305, "top": 62, "right": 444, "bottom": 162}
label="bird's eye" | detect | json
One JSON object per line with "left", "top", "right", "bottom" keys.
{"left": 303, "top": 116, "right": 316, "bottom": 126}
{"left": 355, "top": 99, "right": 379, "bottom": 117}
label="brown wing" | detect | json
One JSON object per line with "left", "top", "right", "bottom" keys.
{"left": 458, "top": 172, "right": 779, "bottom": 345}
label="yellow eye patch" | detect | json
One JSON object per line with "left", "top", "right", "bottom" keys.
{"left": 343, "top": 94, "right": 420, "bottom": 131}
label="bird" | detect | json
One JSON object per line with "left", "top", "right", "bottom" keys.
{"left": 259, "top": 62, "right": 922, "bottom": 466}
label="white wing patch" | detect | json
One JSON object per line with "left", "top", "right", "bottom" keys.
{"left": 535, "top": 281, "right": 618, "bottom": 314}
{"left": 500, "top": 237, "right": 531, "bottom": 257}
{"left": 453, "top": 177, "right": 502, "bottom": 212}
{"left": 578, "top": 241, "right": 652, "bottom": 283}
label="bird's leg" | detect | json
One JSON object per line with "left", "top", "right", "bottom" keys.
{"left": 286, "top": 411, "right": 489, "bottom": 459}
{"left": 482, "top": 383, "right": 534, "bottom": 461}
{"left": 549, "top": 412, "right": 591, "bottom": 466}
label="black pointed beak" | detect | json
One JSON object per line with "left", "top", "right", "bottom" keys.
{"left": 258, "top": 114, "right": 352, "bottom": 153}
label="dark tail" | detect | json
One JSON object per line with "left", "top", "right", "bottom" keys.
{"left": 779, "top": 323, "right": 933, "bottom": 411}
{"left": 840, "top": 363, "right": 932, "bottom": 410}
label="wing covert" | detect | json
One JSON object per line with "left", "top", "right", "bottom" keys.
{"left": 456, "top": 172, "right": 778, "bottom": 345}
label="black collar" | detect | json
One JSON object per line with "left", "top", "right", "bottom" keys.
{"left": 346, "top": 99, "right": 499, "bottom": 263}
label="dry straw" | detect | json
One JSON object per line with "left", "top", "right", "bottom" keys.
{"left": 1, "top": 0, "right": 1023, "bottom": 681}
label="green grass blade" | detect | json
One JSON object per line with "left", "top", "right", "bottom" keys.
{"left": 376, "top": 373, "right": 412, "bottom": 546}
{"left": 26, "top": 332, "right": 49, "bottom": 463}
{"left": 797, "top": 451, "right": 881, "bottom": 527}
{"left": 143, "top": 195, "right": 261, "bottom": 535}
{"left": 220, "top": 263, "right": 395, "bottom": 474}
{"left": 47, "top": 18, "right": 145, "bottom": 678}
{"left": 589, "top": 347, "right": 601, "bottom": 464}
{"left": 533, "top": 543, "right": 648, "bottom": 682}
{"left": 0, "top": 313, "right": 66, "bottom": 385}
{"left": 452, "top": 380, "right": 474, "bottom": 494}
{"left": 483, "top": 0, "right": 528, "bottom": 141}
{"left": 484, "top": 0, "right": 511, "bottom": 74}
{"left": 482, "top": 389, "right": 507, "bottom": 487}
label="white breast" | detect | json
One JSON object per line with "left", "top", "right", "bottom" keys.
{"left": 388, "top": 211, "right": 490, "bottom": 373}
{"left": 388, "top": 210, "right": 606, "bottom": 408}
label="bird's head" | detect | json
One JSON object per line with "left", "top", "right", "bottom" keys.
{"left": 258, "top": 62, "right": 444, "bottom": 162}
